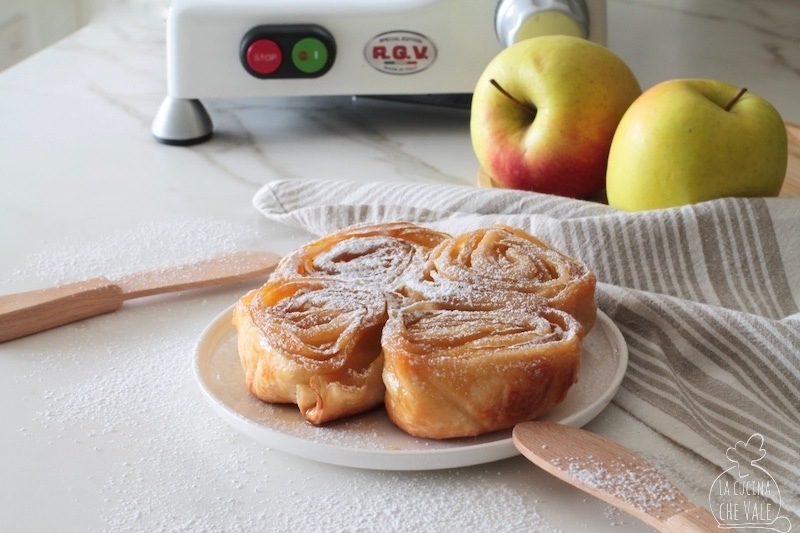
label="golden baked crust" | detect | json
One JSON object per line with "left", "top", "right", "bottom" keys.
{"left": 233, "top": 222, "right": 596, "bottom": 437}
{"left": 381, "top": 298, "right": 582, "bottom": 439}
{"left": 233, "top": 278, "right": 388, "bottom": 425}
{"left": 404, "top": 225, "right": 597, "bottom": 334}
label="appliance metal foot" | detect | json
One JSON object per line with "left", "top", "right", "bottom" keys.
{"left": 151, "top": 96, "right": 213, "bottom": 145}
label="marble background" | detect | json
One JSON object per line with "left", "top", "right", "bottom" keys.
{"left": 1, "top": 1, "right": 798, "bottom": 531}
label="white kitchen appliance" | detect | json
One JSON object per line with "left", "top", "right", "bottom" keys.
{"left": 151, "top": 0, "right": 607, "bottom": 145}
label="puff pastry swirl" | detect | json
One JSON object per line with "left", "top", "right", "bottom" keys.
{"left": 405, "top": 225, "right": 597, "bottom": 334}
{"left": 272, "top": 221, "right": 448, "bottom": 291}
{"left": 381, "top": 297, "right": 583, "bottom": 439}
{"left": 233, "top": 221, "right": 596, "bottom": 437}
{"left": 233, "top": 278, "right": 388, "bottom": 425}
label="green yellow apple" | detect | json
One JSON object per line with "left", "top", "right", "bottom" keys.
{"left": 606, "top": 79, "right": 788, "bottom": 211}
{"left": 470, "top": 35, "right": 641, "bottom": 198}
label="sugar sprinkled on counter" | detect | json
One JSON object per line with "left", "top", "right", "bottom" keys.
{"left": 7, "top": 217, "right": 266, "bottom": 285}
{"left": 9, "top": 216, "right": 695, "bottom": 532}
{"left": 10, "top": 217, "right": 566, "bottom": 532}
{"left": 24, "top": 318, "right": 561, "bottom": 531}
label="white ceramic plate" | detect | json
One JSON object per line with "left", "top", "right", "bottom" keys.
{"left": 193, "top": 305, "right": 628, "bottom": 471}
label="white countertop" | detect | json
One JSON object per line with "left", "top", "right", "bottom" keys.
{"left": 2, "top": 1, "right": 799, "bottom": 531}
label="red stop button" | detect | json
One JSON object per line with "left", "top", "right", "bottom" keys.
{"left": 245, "top": 39, "right": 282, "bottom": 75}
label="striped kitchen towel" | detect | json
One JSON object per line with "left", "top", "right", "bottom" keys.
{"left": 253, "top": 179, "right": 800, "bottom": 520}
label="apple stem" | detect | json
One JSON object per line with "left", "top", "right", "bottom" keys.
{"left": 490, "top": 79, "right": 536, "bottom": 117}
{"left": 724, "top": 87, "right": 748, "bottom": 111}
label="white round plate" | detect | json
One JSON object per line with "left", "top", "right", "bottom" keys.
{"left": 193, "top": 306, "right": 628, "bottom": 471}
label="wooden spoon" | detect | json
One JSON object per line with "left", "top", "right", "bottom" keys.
{"left": 513, "top": 421, "right": 719, "bottom": 532}
{"left": 0, "top": 250, "right": 280, "bottom": 343}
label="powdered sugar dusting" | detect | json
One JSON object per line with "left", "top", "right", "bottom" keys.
{"left": 7, "top": 217, "right": 266, "bottom": 285}
{"left": 15, "top": 287, "right": 564, "bottom": 531}
{"left": 9, "top": 218, "right": 563, "bottom": 532}
{"left": 269, "top": 469, "right": 560, "bottom": 532}
{"left": 553, "top": 455, "right": 680, "bottom": 514}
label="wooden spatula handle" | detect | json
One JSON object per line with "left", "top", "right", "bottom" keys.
{"left": 0, "top": 278, "right": 124, "bottom": 342}
{"left": 662, "top": 506, "right": 720, "bottom": 532}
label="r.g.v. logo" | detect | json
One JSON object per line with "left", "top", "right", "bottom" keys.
{"left": 709, "top": 433, "right": 792, "bottom": 532}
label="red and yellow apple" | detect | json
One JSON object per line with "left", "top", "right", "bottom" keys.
{"left": 606, "top": 79, "right": 788, "bottom": 211}
{"left": 470, "top": 35, "right": 641, "bottom": 198}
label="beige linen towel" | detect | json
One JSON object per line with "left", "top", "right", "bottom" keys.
{"left": 254, "top": 179, "right": 800, "bottom": 520}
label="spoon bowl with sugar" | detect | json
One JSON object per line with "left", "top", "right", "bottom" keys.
{"left": 513, "top": 421, "right": 719, "bottom": 532}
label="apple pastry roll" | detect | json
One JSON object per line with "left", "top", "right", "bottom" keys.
{"left": 272, "top": 221, "right": 449, "bottom": 291}
{"left": 233, "top": 278, "right": 389, "bottom": 425}
{"left": 409, "top": 225, "right": 597, "bottom": 334}
{"left": 381, "top": 298, "right": 583, "bottom": 439}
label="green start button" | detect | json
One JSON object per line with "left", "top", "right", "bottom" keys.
{"left": 241, "top": 25, "right": 335, "bottom": 79}
{"left": 292, "top": 37, "right": 329, "bottom": 74}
